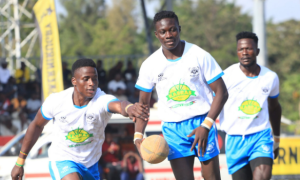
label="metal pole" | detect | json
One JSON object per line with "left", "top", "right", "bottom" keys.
{"left": 166, "top": 0, "right": 173, "bottom": 11}
{"left": 13, "top": 0, "right": 21, "bottom": 69}
{"left": 141, "top": 0, "right": 154, "bottom": 54}
{"left": 253, "top": 0, "right": 267, "bottom": 67}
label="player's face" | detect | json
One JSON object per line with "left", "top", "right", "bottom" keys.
{"left": 155, "top": 18, "right": 181, "bottom": 50}
{"left": 237, "top": 38, "right": 260, "bottom": 67}
{"left": 72, "top": 66, "right": 98, "bottom": 98}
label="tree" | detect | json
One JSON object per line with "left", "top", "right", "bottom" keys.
{"left": 267, "top": 20, "right": 300, "bottom": 121}
{"left": 173, "top": 0, "right": 252, "bottom": 69}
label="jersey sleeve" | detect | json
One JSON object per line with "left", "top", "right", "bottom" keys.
{"left": 102, "top": 94, "right": 120, "bottom": 113}
{"left": 269, "top": 74, "right": 280, "bottom": 98}
{"left": 201, "top": 53, "right": 224, "bottom": 84}
{"left": 135, "top": 62, "right": 155, "bottom": 92}
{"left": 41, "top": 94, "right": 55, "bottom": 120}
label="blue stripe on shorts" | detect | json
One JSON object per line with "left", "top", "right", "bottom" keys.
{"left": 162, "top": 113, "right": 220, "bottom": 162}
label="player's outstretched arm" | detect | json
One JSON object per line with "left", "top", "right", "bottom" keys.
{"left": 108, "top": 100, "right": 149, "bottom": 121}
{"left": 134, "top": 91, "right": 152, "bottom": 155}
{"left": 188, "top": 77, "right": 228, "bottom": 156}
{"left": 268, "top": 97, "right": 281, "bottom": 159}
{"left": 11, "top": 108, "right": 50, "bottom": 180}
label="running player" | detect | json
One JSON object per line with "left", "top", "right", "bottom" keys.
{"left": 11, "top": 59, "right": 149, "bottom": 180}
{"left": 134, "top": 11, "right": 228, "bottom": 180}
{"left": 219, "top": 31, "right": 281, "bottom": 180}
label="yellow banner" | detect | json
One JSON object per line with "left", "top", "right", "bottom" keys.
{"left": 33, "top": 0, "right": 63, "bottom": 99}
{"left": 272, "top": 137, "right": 300, "bottom": 175}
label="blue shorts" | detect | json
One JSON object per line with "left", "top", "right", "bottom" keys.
{"left": 162, "top": 114, "right": 220, "bottom": 161}
{"left": 226, "top": 128, "right": 274, "bottom": 174}
{"left": 49, "top": 160, "right": 99, "bottom": 180}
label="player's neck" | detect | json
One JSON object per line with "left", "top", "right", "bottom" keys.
{"left": 239, "top": 63, "right": 260, "bottom": 77}
{"left": 72, "top": 91, "right": 92, "bottom": 107}
{"left": 162, "top": 41, "right": 185, "bottom": 60}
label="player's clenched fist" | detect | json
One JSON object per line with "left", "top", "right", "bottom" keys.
{"left": 11, "top": 166, "right": 24, "bottom": 180}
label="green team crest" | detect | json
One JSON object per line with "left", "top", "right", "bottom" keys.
{"left": 166, "top": 82, "right": 196, "bottom": 102}
{"left": 66, "top": 127, "right": 93, "bottom": 143}
{"left": 239, "top": 100, "right": 262, "bottom": 115}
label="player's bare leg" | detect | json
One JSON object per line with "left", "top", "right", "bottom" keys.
{"left": 170, "top": 156, "right": 195, "bottom": 180}
{"left": 252, "top": 164, "right": 272, "bottom": 180}
{"left": 62, "top": 172, "right": 83, "bottom": 180}
{"left": 201, "top": 156, "right": 221, "bottom": 180}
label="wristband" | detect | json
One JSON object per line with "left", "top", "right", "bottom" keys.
{"left": 273, "top": 136, "right": 280, "bottom": 143}
{"left": 20, "top": 151, "right": 28, "bottom": 156}
{"left": 200, "top": 124, "right": 210, "bottom": 131}
{"left": 200, "top": 117, "right": 214, "bottom": 130}
{"left": 16, "top": 157, "right": 25, "bottom": 166}
{"left": 273, "top": 142, "right": 280, "bottom": 150}
{"left": 133, "top": 132, "right": 143, "bottom": 143}
{"left": 15, "top": 163, "right": 24, "bottom": 167}
{"left": 125, "top": 104, "right": 134, "bottom": 114}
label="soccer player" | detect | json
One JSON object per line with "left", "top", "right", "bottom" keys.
{"left": 134, "top": 11, "right": 228, "bottom": 180}
{"left": 11, "top": 59, "right": 149, "bottom": 180}
{"left": 219, "top": 31, "right": 282, "bottom": 180}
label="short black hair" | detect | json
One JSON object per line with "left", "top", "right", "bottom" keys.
{"left": 153, "top": 11, "right": 179, "bottom": 26}
{"left": 236, "top": 31, "right": 258, "bottom": 45}
{"left": 72, "top": 58, "right": 96, "bottom": 76}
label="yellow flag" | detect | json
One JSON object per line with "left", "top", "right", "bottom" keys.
{"left": 33, "top": 0, "right": 63, "bottom": 100}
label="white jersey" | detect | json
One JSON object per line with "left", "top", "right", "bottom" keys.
{"left": 41, "top": 87, "right": 118, "bottom": 168}
{"left": 219, "top": 63, "right": 280, "bottom": 135}
{"left": 136, "top": 41, "right": 223, "bottom": 122}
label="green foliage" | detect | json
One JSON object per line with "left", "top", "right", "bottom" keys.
{"left": 267, "top": 20, "right": 300, "bottom": 121}
{"left": 58, "top": 0, "right": 143, "bottom": 56}
{"left": 173, "top": 0, "right": 252, "bottom": 69}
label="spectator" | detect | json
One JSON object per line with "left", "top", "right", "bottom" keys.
{"left": 62, "top": 62, "right": 72, "bottom": 89}
{"left": 121, "top": 152, "right": 144, "bottom": 180}
{"left": 123, "top": 61, "right": 136, "bottom": 83}
{"left": 0, "top": 92, "right": 17, "bottom": 135}
{"left": 0, "top": 60, "right": 11, "bottom": 88}
{"left": 108, "top": 61, "right": 123, "bottom": 81}
{"left": 97, "top": 60, "right": 107, "bottom": 92}
{"left": 108, "top": 73, "right": 126, "bottom": 95}
{"left": 3, "top": 76, "right": 17, "bottom": 100}
{"left": 35, "top": 68, "right": 41, "bottom": 85}
{"left": 26, "top": 93, "right": 41, "bottom": 121}
{"left": 102, "top": 131, "right": 122, "bottom": 180}
{"left": 10, "top": 93, "right": 27, "bottom": 130}
{"left": 115, "top": 88, "right": 128, "bottom": 101}
{"left": 15, "top": 62, "right": 30, "bottom": 84}
{"left": 126, "top": 74, "right": 136, "bottom": 97}
{"left": 128, "top": 89, "right": 139, "bottom": 104}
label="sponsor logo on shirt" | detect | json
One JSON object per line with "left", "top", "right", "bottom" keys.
{"left": 189, "top": 66, "right": 199, "bottom": 77}
{"left": 58, "top": 116, "right": 67, "bottom": 123}
{"left": 65, "top": 127, "right": 93, "bottom": 143}
{"left": 158, "top": 73, "right": 167, "bottom": 82}
{"left": 238, "top": 99, "right": 262, "bottom": 115}
{"left": 261, "top": 86, "right": 269, "bottom": 95}
{"left": 166, "top": 82, "right": 196, "bottom": 102}
{"left": 86, "top": 113, "right": 96, "bottom": 123}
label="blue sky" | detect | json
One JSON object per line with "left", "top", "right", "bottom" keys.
{"left": 55, "top": 0, "right": 300, "bottom": 23}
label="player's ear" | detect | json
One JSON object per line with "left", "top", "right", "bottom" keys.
{"left": 154, "top": 30, "right": 158, "bottom": 39}
{"left": 71, "top": 76, "right": 76, "bottom": 86}
{"left": 256, "top": 48, "right": 260, "bottom": 56}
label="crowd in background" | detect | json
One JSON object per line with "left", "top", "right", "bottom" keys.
{"left": 0, "top": 59, "right": 157, "bottom": 137}
{"left": 0, "top": 60, "right": 41, "bottom": 136}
